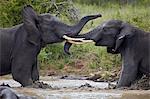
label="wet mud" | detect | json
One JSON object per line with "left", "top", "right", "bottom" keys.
{"left": 61, "top": 74, "right": 150, "bottom": 90}
{"left": 130, "top": 75, "right": 150, "bottom": 90}
{"left": 0, "top": 75, "right": 150, "bottom": 99}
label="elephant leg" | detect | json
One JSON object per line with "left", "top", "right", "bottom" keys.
{"left": 11, "top": 58, "right": 33, "bottom": 87}
{"left": 117, "top": 66, "right": 138, "bottom": 88}
{"left": 31, "top": 58, "right": 39, "bottom": 82}
{"left": 117, "top": 55, "right": 138, "bottom": 88}
{"left": 12, "top": 69, "right": 33, "bottom": 87}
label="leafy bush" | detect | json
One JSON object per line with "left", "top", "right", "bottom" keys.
{"left": 0, "top": 0, "right": 79, "bottom": 27}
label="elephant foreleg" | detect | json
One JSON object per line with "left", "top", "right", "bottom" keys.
{"left": 117, "top": 61, "right": 138, "bottom": 88}
{"left": 11, "top": 58, "right": 33, "bottom": 87}
{"left": 31, "top": 58, "right": 39, "bottom": 82}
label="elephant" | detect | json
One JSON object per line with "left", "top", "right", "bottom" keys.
{"left": 0, "top": 5, "right": 101, "bottom": 87}
{"left": 66, "top": 20, "right": 150, "bottom": 88}
{"left": 0, "top": 86, "right": 35, "bottom": 99}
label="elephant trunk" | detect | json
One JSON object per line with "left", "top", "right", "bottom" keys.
{"left": 64, "top": 14, "right": 102, "bottom": 54}
{"left": 70, "top": 14, "right": 102, "bottom": 36}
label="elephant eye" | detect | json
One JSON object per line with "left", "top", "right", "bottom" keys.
{"left": 103, "top": 27, "right": 107, "bottom": 31}
{"left": 103, "top": 26, "right": 116, "bottom": 32}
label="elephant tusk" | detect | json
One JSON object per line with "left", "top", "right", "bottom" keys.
{"left": 67, "top": 40, "right": 85, "bottom": 44}
{"left": 80, "top": 39, "right": 94, "bottom": 43}
{"left": 63, "top": 35, "right": 94, "bottom": 44}
{"left": 63, "top": 35, "right": 85, "bottom": 41}
{"left": 66, "top": 39, "right": 94, "bottom": 45}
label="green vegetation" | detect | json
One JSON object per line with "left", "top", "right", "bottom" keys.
{"left": 0, "top": 0, "right": 78, "bottom": 27}
{"left": 0, "top": 0, "right": 150, "bottom": 74}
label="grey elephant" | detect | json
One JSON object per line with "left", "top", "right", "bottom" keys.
{"left": 67, "top": 20, "right": 150, "bottom": 88}
{"left": 0, "top": 86, "right": 36, "bottom": 99}
{"left": 0, "top": 5, "right": 101, "bottom": 87}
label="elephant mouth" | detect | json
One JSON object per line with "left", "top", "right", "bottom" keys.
{"left": 63, "top": 35, "right": 95, "bottom": 44}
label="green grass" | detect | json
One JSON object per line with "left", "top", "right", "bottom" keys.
{"left": 75, "top": 3, "right": 150, "bottom": 31}
{"left": 39, "top": 3, "right": 150, "bottom": 72}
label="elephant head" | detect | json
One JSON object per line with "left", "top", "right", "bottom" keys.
{"left": 23, "top": 5, "right": 101, "bottom": 48}
{"left": 66, "top": 20, "right": 135, "bottom": 53}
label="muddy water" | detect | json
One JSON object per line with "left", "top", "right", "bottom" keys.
{"left": 14, "top": 88, "right": 150, "bottom": 99}
{"left": 19, "top": 89, "right": 122, "bottom": 99}
{"left": 0, "top": 76, "right": 109, "bottom": 89}
{"left": 0, "top": 75, "right": 150, "bottom": 99}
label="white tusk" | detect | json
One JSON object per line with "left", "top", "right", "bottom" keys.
{"left": 80, "top": 39, "right": 94, "bottom": 43}
{"left": 67, "top": 40, "right": 85, "bottom": 44}
{"left": 67, "top": 39, "right": 94, "bottom": 45}
{"left": 63, "top": 35, "right": 85, "bottom": 41}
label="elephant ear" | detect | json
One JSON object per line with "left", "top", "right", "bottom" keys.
{"left": 115, "top": 22, "right": 134, "bottom": 51}
{"left": 22, "top": 5, "right": 41, "bottom": 45}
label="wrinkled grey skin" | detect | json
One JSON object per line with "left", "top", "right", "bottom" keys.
{"left": 0, "top": 86, "right": 35, "bottom": 99}
{"left": 0, "top": 5, "right": 101, "bottom": 86}
{"left": 73, "top": 20, "right": 150, "bottom": 88}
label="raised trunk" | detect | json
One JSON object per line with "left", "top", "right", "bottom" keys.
{"left": 70, "top": 14, "right": 101, "bottom": 36}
